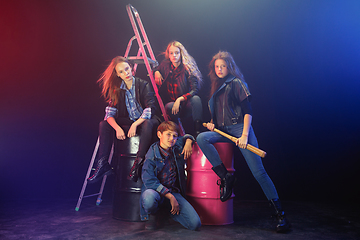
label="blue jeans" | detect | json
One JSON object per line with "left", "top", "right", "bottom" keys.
{"left": 196, "top": 124, "right": 279, "bottom": 200}
{"left": 141, "top": 189, "right": 201, "bottom": 231}
{"left": 165, "top": 95, "right": 202, "bottom": 122}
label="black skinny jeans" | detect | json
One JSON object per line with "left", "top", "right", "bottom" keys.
{"left": 97, "top": 118, "right": 159, "bottom": 161}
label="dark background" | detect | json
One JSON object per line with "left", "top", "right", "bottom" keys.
{"left": 1, "top": 0, "right": 359, "bottom": 204}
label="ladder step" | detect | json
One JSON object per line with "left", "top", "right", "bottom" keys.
{"left": 127, "top": 56, "right": 158, "bottom": 66}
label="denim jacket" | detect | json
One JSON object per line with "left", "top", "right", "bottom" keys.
{"left": 208, "top": 74, "right": 251, "bottom": 128}
{"left": 140, "top": 134, "right": 194, "bottom": 220}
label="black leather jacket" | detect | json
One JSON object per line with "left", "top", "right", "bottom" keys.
{"left": 209, "top": 75, "right": 251, "bottom": 128}
{"left": 114, "top": 77, "right": 157, "bottom": 120}
{"left": 153, "top": 60, "right": 199, "bottom": 103}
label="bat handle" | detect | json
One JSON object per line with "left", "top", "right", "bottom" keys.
{"left": 202, "top": 122, "right": 267, "bottom": 158}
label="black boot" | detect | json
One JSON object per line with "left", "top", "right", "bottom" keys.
{"left": 194, "top": 119, "right": 202, "bottom": 138}
{"left": 128, "top": 157, "right": 144, "bottom": 182}
{"left": 145, "top": 214, "right": 158, "bottom": 230}
{"left": 87, "top": 156, "right": 114, "bottom": 184}
{"left": 212, "top": 163, "right": 236, "bottom": 202}
{"left": 270, "top": 198, "right": 291, "bottom": 233}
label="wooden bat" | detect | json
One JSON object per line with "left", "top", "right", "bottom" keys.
{"left": 202, "top": 123, "right": 267, "bottom": 158}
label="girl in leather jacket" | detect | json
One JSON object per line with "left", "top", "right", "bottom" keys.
{"left": 196, "top": 51, "right": 291, "bottom": 233}
{"left": 153, "top": 41, "right": 203, "bottom": 136}
{"left": 88, "top": 56, "right": 159, "bottom": 184}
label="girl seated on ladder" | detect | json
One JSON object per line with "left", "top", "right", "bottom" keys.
{"left": 153, "top": 41, "right": 203, "bottom": 137}
{"left": 88, "top": 56, "right": 160, "bottom": 184}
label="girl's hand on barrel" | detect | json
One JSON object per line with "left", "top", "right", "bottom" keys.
{"left": 128, "top": 123, "right": 137, "bottom": 138}
{"left": 116, "top": 127, "right": 126, "bottom": 140}
{"left": 206, "top": 122, "right": 215, "bottom": 131}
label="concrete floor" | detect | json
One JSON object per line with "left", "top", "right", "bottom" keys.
{"left": 1, "top": 198, "right": 359, "bottom": 240}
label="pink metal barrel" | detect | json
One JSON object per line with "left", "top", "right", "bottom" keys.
{"left": 186, "top": 142, "right": 234, "bottom": 225}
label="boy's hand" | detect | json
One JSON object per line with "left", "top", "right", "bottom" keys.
{"left": 165, "top": 193, "right": 179, "bottom": 215}
{"left": 182, "top": 139, "right": 193, "bottom": 159}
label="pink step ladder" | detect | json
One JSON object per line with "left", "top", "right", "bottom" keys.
{"left": 75, "top": 4, "right": 169, "bottom": 211}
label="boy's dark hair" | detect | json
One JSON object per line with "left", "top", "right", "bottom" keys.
{"left": 157, "top": 121, "right": 180, "bottom": 134}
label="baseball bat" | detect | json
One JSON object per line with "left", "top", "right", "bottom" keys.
{"left": 202, "top": 123, "right": 267, "bottom": 158}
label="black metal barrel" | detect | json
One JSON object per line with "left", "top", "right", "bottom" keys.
{"left": 112, "top": 135, "right": 142, "bottom": 221}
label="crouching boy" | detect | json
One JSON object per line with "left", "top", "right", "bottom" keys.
{"left": 140, "top": 121, "right": 201, "bottom": 231}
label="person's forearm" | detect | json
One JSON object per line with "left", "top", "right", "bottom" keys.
{"left": 107, "top": 117, "right": 122, "bottom": 131}
{"left": 133, "top": 117, "right": 145, "bottom": 127}
{"left": 165, "top": 192, "right": 174, "bottom": 200}
{"left": 185, "top": 138, "right": 193, "bottom": 147}
{"left": 177, "top": 96, "right": 185, "bottom": 102}
{"left": 242, "top": 114, "right": 252, "bottom": 136}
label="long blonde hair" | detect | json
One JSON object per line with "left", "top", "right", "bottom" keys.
{"left": 165, "top": 41, "right": 202, "bottom": 85}
{"left": 97, "top": 56, "right": 130, "bottom": 106}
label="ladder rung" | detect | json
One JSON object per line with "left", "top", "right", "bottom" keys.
{"left": 83, "top": 193, "right": 102, "bottom": 198}
{"left": 127, "top": 56, "right": 157, "bottom": 66}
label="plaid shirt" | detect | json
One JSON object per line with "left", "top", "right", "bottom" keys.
{"left": 165, "top": 64, "right": 192, "bottom": 102}
{"left": 157, "top": 145, "right": 180, "bottom": 195}
{"left": 104, "top": 77, "right": 151, "bottom": 121}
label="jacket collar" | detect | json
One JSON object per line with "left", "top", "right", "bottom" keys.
{"left": 152, "top": 142, "right": 174, "bottom": 161}
{"left": 208, "top": 74, "right": 235, "bottom": 115}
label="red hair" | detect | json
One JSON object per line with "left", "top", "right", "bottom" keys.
{"left": 97, "top": 56, "right": 132, "bottom": 106}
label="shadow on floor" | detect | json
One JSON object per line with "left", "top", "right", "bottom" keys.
{"left": 1, "top": 198, "right": 359, "bottom": 240}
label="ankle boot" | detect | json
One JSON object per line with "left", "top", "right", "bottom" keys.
{"left": 128, "top": 157, "right": 144, "bottom": 182}
{"left": 212, "top": 163, "right": 236, "bottom": 202}
{"left": 270, "top": 198, "right": 291, "bottom": 233}
{"left": 145, "top": 214, "right": 158, "bottom": 230}
{"left": 87, "top": 156, "right": 114, "bottom": 183}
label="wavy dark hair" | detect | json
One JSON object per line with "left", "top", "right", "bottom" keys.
{"left": 208, "top": 51, "right": 245, "bottom": 97}
{"left": 97, "top": 56, "right": 132, "bottom": 106}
